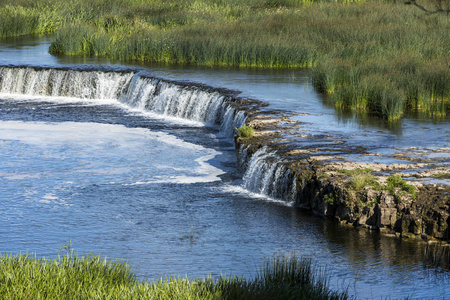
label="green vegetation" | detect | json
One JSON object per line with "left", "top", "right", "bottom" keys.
{"left": 319, "top": 173, "right": 330, "bottom": 179}
{"left": 338, "top": 168, "right": 374, "bottom": 177}
{"left": 339, "top": 168, "right": 379, "bottom": 191}
{"left": 0, "top": 2, "right": 60, "bottom": 38}
{"left": 350, "top": 173, "right": 377, "bottom": 191}
{"left": 325, "top": 194, "right": 335, "bottom": 205}
{"left": 338, "top": 169, "right": 416, "bottom": 198}
{"left": 236, "top": 125, "right": 255, "bottom": 138}
{"left": 0, "top": 252, "right": 349, "bottom": 299}
{"left": 0, "top": 0, "right": 448, "bottom": 121}
{"left": 433, "top": 173, "right": 450, "bottom": 180}
{"left": 385, "top": 174, "right": 416, "bottom": 198}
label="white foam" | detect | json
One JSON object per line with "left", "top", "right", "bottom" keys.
{"left": 0, "top": 92, "right": 118, "bottom": 106}
{"left": 128, "top": 153, "right": 225, "bottom": 184}
{"left": 220, "top": 184, "right": 294, "bottom": 207}
{"left": 0, "top": 120, "right": 225, "bottom": 185}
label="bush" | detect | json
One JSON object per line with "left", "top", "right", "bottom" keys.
{"left": 386, "top": 174, "right": 416, "bottom": 198}
{"left": 236, "top": 125, "right": 254, "bottom": 138}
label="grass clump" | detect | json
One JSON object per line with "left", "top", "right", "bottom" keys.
{"left": 350, "top": 173, "right": 378, "bottom": 191}
{"left": 0, "top": 4, "right": 61, "bottom": 38}
{"left": 0, "top": 252, "right": 349, "bottom": 299}
{"left": 338, "top": 168, "right": 374, "bottom": 177}
{"left": 385, "top": 174, "right": 416, "bottom": 198}
{"left": 236, "top": 125, "right": 254, "bottom": 138}
{"left": 339, "top": 168, "right": 379, "bottom": 191}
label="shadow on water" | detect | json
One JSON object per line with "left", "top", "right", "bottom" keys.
{"left": 243, "top": 200, "right": 450, "bottom": 274}
{"left": 319, "top": 210, "right": 449, "bottom": 272}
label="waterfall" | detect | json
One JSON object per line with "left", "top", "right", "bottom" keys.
{"left": 0, "top": 65, "right": 297, "bottom": 204}
{"left": 241, "top": 147, "right": 297, "bottom": 203}
{"left": 0, "top": 66, "right": 132, "bottom": 99}
{"left": 0, "top": 66, "right": 246, "bottom": 136}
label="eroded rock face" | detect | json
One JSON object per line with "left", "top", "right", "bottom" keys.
{"left": 234, "top": 109, "right": 450, "bottom": 242}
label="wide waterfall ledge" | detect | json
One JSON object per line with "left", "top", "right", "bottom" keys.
{"left": 0, "top": 65, "right": 251, "bottom": 138}
{"left": 1, "top": 65, "right": 449, "bottom": 242}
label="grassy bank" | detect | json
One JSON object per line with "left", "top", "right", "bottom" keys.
{"left": 0, "top": 0, "right": 448, "bottom": 120}
{"left": 0, "top": 252, "right": 348, "bottom": 299}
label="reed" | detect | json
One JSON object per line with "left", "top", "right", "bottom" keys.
{"left": 1, "top": 0, "right": 448, "bottom": 120}
{"left": 0, "top": 252, "right": 349, "bottom": 299}
{"left": 0, "top": 4, "right": 60, "bottom": 38}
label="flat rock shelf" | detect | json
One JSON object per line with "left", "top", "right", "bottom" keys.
{"left": 235, "top": 109, "right": 449, "bottom": 242}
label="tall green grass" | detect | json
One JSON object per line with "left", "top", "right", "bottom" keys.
{"left": 1, "top": 0, "right": 449, "bottom": 120}
{"left": 0, "top": 252, "right": 349, "bottom": 299}
{"left": 0, "top": 4, "right": 60, "bottom": 37}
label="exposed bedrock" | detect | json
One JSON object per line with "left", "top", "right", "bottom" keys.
{"left": 235, "top": 113, "right": 450, "bottom": 242}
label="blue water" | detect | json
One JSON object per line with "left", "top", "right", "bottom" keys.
{"left": 0, "top": 37, "right": 449, "bottom": 299}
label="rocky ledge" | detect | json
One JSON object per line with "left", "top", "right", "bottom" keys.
{"left": 235, "top": 109, "right": 450, "bottom": 243}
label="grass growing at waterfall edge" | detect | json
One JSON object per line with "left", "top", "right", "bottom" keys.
{"left": 236, "top": 125, "right": 255, "bottom": 138}
{"left": 0, "top": 0, "right": 448, "bottom": 121}
{"left": 0, "top": 252, "right": 349, "bottom": 299}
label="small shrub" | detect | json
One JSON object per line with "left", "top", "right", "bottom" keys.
{"left": 236, "top": 125, "right": 254, "bottom": 138}
{"left": 351, "top": 173, "right": 376, "bottom": 191}
{"left": 386, "top": 174, "right": 416, "bottom": 198}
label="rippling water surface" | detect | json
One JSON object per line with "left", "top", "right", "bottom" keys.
{"left": 0, "top": 37, "right": 449, "bottom": 299}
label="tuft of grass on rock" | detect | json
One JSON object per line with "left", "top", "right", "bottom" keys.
{"left": 339, "top": 168, "right": 379, "bottom": 191}
{"left": 236, "top": 125, "right": 254, "bottom": 138}
{"left": 385, "top": 174, "right": 416, "bottom": 198}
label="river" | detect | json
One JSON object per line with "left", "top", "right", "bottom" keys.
{"left": 0, "top": 36, "right": 448, "bottom": 299}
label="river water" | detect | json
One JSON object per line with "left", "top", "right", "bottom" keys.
{"left": 0, "top": 36, "right": 449, "bottom": 299}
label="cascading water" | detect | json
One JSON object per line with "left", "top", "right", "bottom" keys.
{"left": 0, "top": 65, "right": 296, "bottom": 203}
{"left": 241, "top": 146, "right": 297, "bottom": 204}
{"left": 0, "top": 66, "right": 245, "bottom": 136}
{"left": 0, "top": 67, "right": 132, "bottom": 99}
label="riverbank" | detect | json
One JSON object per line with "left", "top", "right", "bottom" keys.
{"left": 0, "top": 252, "right": 349, "bottom": 299}
{"left": 235, "top": 107, "right": 450, "bottom": 242}
{"left": 1, "top": 0, "right": 448, "bottom": 121}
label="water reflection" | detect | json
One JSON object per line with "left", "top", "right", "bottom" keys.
{"left": 321, "top": 218, "right": 450, "bottom": 274}
{"left": 331, "top": 108, "right": 404, "bottom": 135}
